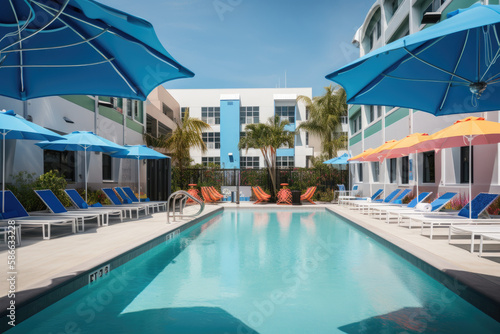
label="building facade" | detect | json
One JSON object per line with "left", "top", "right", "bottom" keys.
{"left": 1, "top": 88, "right": 178, "bottom": 199}
{"left": 169, "top": 88, "right": 319, "bottom": 169}
{"left": 349, "top": 0, "right": 500, "bottom": 197}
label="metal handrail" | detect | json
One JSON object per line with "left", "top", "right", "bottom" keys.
{"left": 166, "top": 190, "right": 205, "bottom": 224}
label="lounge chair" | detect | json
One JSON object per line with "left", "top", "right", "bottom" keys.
{"left": 343, "top": 188, "right": 383, "bottom": 207}
{"left": 394, "top": 192, "right": 458, "bottom": 227}
{"left": 252, "top": 187, "right": 270, "bottom": 204}
{"left": 448, "top": 225, "right": 500, "bottom": 253}
{"left": 64, "top": 189, "right": 124, "bottom": 222}
{"left": 337, "top": 185, "right": 359, "bottom": 204}
{"left": 209, "top": 186, "right": 225, "bottom": 200}
{"left": 349, "top": 189, "right": 401, "bottom": 211}
{"left": 362, "top": 189, "right": 412, "bottom": 215}
{"left": 369, "top": 191, "right": 433, "bottom": 221}
{"left": 115, "top": 187, "right": 160, "bottom": 213}
{"left": 102, "top": 188, "right": 150, "bottom": 218}
{"left": 300, "top": 186, "right": 316, "bottom": 204}
{"left": 122, "top": 187, "right": 167, "bottom": 212}
{"left": 0, "top": 222, "right": 21, "bottom": 246}
{"left": 479, "top": 233, "right": 500, "bottom": 257}
{"left": 0, "top": 190, "right": 77, "bottom": 239}
{"left": 201, "top": 186, "right": 222, "bottom": 202}
{"left": 34, "top": 190, "right": 103, "bottom": 228}
{"left": 414, "top": 193, "right": 500, "bottom": 239}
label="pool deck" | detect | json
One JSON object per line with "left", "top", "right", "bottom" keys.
{"left": 1, "top": 202, "right": 500, "bottom": 325}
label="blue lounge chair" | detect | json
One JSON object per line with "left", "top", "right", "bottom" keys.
{"left": 337, "top": 185, "right": 360, "bottom": 204}
{"left": 64, "top": 189, "right": 124, "bottom": 222}
{"left": 122, "top": 187, "right": 167, "bottom": 212}
{"left": 395, "top": 192, "right": 458, "bottom": 227}
{"left": 34, "top": 190, "right": 104, "bottom": 228}
{"left": 364, "top": 189, "right": 413, "bottom": 214}
{"left": 351, "top": 189, "right": 401, "bottom": 211}
{"left": 370, "top": 191, "right": 433, "bottom": 220}
{"left": 114, "top": 187, "right": 160, "bottom": 213}
{"left": 343, "top": 188, "right": 383, "bottom": 207}
{"left": 102, "top": 188, "right": 149, "bottom": 218}
{"left": 0, "top": 191, "right": 77, "bottom": 239}
{"left": 413, "top": 193, "right": 500, "bottom": 239}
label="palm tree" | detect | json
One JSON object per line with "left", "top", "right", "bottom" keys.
{"left": 297, "top": 85, "right": 347, "bottom": 159}
{"left": 239, "top": 115, "right": 295, "bottom": 196}
{"left": 144, "top": 111, "right": 211, "bottom": 170}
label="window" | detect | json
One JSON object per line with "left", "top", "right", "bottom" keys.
{"left": 102, "top": 154, "right": 112, "bottom": 181}
{"left": 202, "top": 157, "right": 220, "bottom": 166}
{"left": 401, "top": 156, "right": 409, "bottom": 184}
{"left": 306, "top": 107, "right": 310, "bottom": 120}
{"left": 357, "top": 115, "right": 362, "bottom": 132}
{"left": 341, "top": 116, "right": 348, "bottom": 124}
{"left": 391, "top": 0, "right": 400, "bottom": 14}
{"left": 127, "top": 99, "right": 140, "bottom": 119}
{"left": 162, "top": 103, "right": 174, "bottom": 120}
{"left": 275, "top": 106, "right": 295, "bottom": 123}
{"left": 460, "top": 146, "right": 473, "bottom": 184}
{"left": 423, "top": 151, "right": 435, "bottom": 183}
{"left": 358, "top": 163, "right": 363, "bottom": 182}
{"left": 305, "top": 132, "right": 309, "bottom": 146}
{"left": 276, "top": 156, "right": 294, "bottom": 168}
{"left": 372, "top": 161, "right": 379, "bottom": 182}
{"left": 351, "top": 113, "right": 362, "bottom": 134}
{"left": 240, "top": 132, "right": 246, "bottom": 139}
{"left": 240, "top": 106, "right": 259, "bottom": 124}
{"left": 202, "top": 107, "right": 220, "bottom": 125}
{"left": 240, "top": 156, "right": 260, "bottom": 169}
{"left": 146, "top": 114, "right": 158, "bottom": 137}
{"left": 377, "top": 106, "right": 382, "bottom": 118}
{"left": 158, "top": 122, "right": 172, "bottom": 137}
{"left": 389, "top": 158, "right": 397, "bottom": 183}
{"left": 181, "top": 107, "right": 189, "bottom": 121}
{"left": 202, "top": 132, "right": 220, "bottom": 149}
{"left": 368, "top": 106, "right": 375, "bottom": 123}
{"left": 44, "top": 150, "right": 75, "bottom": 182}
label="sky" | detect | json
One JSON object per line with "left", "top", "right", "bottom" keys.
{"left": 99, "top": 0, "right": 376, "bottom": 97}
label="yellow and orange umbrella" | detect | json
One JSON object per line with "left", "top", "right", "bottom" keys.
{"left": 412, "top": 117, "right": 500, "bottom": 219}
{"left": 348, "top": 148, "right": 375, "bottom": 162}
{"left": 363, "top": 140, "right": 399, "bottom": 162}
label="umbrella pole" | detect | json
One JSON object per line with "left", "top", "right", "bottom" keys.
{"left": 138, "top": 158, "right": 140, "bottom": 202}
{"left": 85, "top": 148, "right": 88, "bottom": 203}
{"left": 415, "top": 151, "right": 419, "bottom": 201}
{"left": 2, "top": 133, "right": 5, "bottom": 213}
{"left": 469, "top": 138, "right": 472, "bottom": 220}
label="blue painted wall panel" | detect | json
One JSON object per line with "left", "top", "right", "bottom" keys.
{"left": 277, "top": 148, "right": 294, "bottom": 157}
{"left": 220, "top": 100, "right": 240, "bottom": 168}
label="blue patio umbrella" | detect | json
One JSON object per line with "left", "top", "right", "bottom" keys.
{"left": 110, "top": 145, "right": 168, "bottom": 201}
{"left": 0, "top": 0, "right": 194, "bottom": 101}
{"left": 0, "top": 109, "right": 64, "bottom": 212}
{"left": 326, "top": 4, "right": 500, "bottom": 116}
{"left": 36, "top": 131, "right": 125, "bottom": 202}
{"left": 324, "top": 153, "right": 351, "bottom": 191}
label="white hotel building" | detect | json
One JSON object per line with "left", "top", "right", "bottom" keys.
{"left": 348, "top": 0, "right": 500, "bottom": 197}
{"left": 169, "top": 88, "right": 322, "bottom": 169}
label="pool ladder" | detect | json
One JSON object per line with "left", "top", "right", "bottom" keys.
{"left": 166, "top": 190, "right": 205, "bottom": 224}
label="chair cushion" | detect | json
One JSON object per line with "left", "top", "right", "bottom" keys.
{"left": 91, "top": 203, "right": 102, "bottom": 207}
{"left": 0, "top": 211, "right": 20, "bottom": 219}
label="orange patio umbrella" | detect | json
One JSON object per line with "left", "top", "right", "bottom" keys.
{"left": 383, "top": 133, "right": 431, "bottom": 199}
{"left": 411, "top": 117, "right": 500, "bottom": 219}
{"left": 348, "top": 148, "right": 375, "bottom": 162}
{"left": 363, "top": 140, "right": 399, "bottom": 162}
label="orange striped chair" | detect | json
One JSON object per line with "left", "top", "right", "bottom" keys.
{"left": 201, "top": 187, "right": 216, "bottom": 202}
{"left": 252, "top": 187, "right": 270, "bottom": 204}
{"left": 209, "top": 186, "right": 224, "bottom": 200}
{"left": 300, "top": 186, "right": 317, "bottom": 204}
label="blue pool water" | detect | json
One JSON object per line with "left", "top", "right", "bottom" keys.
{"left": 9, "top": 209, "right": 500, "bottom": 333}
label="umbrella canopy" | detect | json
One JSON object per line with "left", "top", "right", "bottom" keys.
{"left": 36, "top": 131, "right": 125, "bottom": 201}
{"left": 1, "top": 109, "right": 64, "bottom": 212}
{"left": 0, "top": 0, "right": 194, "bottom": 101}
{"left": 412, "top": 117, "right": 500, "bottom": 218}
{"left": 326, "top": 4, "right": 500, "bottom": 116}
{"left": 327, "top": 153, "right": 350, "bottom": 165}
{"left": 323, "top": 157, "right": 339, "bottom": 164}
{"left": 348, "top": 148, "right": 375, "bottom": 162}
{"left": 111, "top": 145, "right": 168, "bottom": 201}
{"left": 364, "top": 140, "right": 399, "bottom": 162}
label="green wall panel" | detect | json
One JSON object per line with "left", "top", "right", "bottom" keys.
{"left": 126, "top": 118, "right": 144, "bottom": 134}
{"left": 385, "top": 108, "right": 409, "bottom": 127}
{"left": 60, "top": 95, "right": 94, "bottom": 112}
{"left": 348, "top": 105, "right": 361, "bottom": 119}
{"left": 364, "top": 120, "right": 382, "bottom": 138}
{"left": 350, "top": 133, "right": 362, "bottom": 146}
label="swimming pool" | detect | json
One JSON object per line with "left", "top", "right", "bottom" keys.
{"left": 8, "top": 209, "right": 500, "bottom": 333}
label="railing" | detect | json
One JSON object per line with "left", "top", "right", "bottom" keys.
{"left": 166, "top": 190, "right": 205, "bottom": 224}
